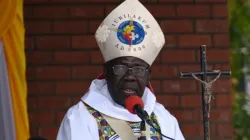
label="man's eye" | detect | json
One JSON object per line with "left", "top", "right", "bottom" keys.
{"left": 134, "top": 67, "right": 144, "bottom": 72}
{"left": 117, "top": 67, "right": 125, "bottom": 72}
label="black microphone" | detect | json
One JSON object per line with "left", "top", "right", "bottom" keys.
{"left": 125, "top": 95, "right": 175, "bottom": 140}
{"left": 134, "top": 104, "right": 154, "bottom": 127}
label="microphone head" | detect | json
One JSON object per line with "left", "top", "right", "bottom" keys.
{"left": 125, "top": 95, "right": 144, "bottom": 114}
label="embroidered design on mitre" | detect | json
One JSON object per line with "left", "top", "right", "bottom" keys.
{"left": 95, "top": 25, "right": 111, "bottom": 43}
{"left": 94, "top": 0, "right": 165, "bottom": 66}
{"left": 152, "top": 31, "right": 165, "bottom": 49}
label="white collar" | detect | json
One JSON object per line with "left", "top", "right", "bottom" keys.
{"left": 81, "top": 79, "right": 156, "bottom": 122}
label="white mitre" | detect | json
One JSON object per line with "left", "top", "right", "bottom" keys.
{"left": 95, "top": 0, "right": 165, "bottom": 66}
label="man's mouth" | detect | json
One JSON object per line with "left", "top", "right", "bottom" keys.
{"left": 123, "top": 89, "right": 136, "bottom": 94}
{"left": 121, "top": 89, "right": 137, "bottom": 96}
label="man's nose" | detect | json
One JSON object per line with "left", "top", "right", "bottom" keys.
{"left": 123, "top": 69, "right": 136, "bottom": 81}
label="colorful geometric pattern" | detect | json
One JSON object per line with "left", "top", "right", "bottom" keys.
{"left": 84, "top": 103, "right": 162, "bottom": 140}
{"left": 149, "top": 112, "right": 162, "bottom": 140}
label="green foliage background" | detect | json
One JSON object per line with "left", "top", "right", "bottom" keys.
{"left": 229, "top": 0, "right": 250, "bottom": 139}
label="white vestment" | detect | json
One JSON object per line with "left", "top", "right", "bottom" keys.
{"left": 57, "top": 79, "right": 185, "bottom": 140}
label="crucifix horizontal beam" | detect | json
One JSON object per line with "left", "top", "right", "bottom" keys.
{"left": 180, "top": 70, "right": 231, "bottom": 78}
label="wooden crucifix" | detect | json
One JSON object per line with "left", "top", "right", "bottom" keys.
{"left": 180, "top": 45, "right": 231, "bottom": 140}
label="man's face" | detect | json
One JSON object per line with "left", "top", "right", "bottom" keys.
{"left": 104, "top": 56, "right": 150, "bottom": 107}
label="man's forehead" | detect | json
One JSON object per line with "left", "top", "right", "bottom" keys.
{"left": 115, "top": 57, "right": 149, "bottom": 66}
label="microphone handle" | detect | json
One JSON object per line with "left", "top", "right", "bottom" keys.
{"left": 134, "top": 104, "right": 175, "bottom": 140}
{"left": 134, "top": 105, "right": 148, "bottom": 140}
{"left": 138, "top": 120, "right": 147, "bottom": 140}
{"left": 134, "top": 105, "right": 151, "bottom": 122}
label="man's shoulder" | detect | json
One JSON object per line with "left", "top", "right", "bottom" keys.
{"left": 154, "top": 102, "right": 185, "bottom": 139}
{"left": 154, "top": 102, "right": 179, "bottom": 123}
{"left": 64, "top": 101, "right": 89, "bottom": 120}
{"left": 154, "top": 102, "right": 171, "bottom": 115}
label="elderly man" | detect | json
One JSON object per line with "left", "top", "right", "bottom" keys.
{"left": 57, "top": 0, "right": 185, "bottom": 140}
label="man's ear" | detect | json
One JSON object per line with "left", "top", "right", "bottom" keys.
{"left": 147, "top": 68, "right": 151, "bottom": 82}
{"left": 103, "top": 64, "right": 108, "bottom": 79}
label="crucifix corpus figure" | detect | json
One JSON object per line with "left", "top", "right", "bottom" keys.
{"left": 180, "top": 45, "right": 231, "bottom": 140}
